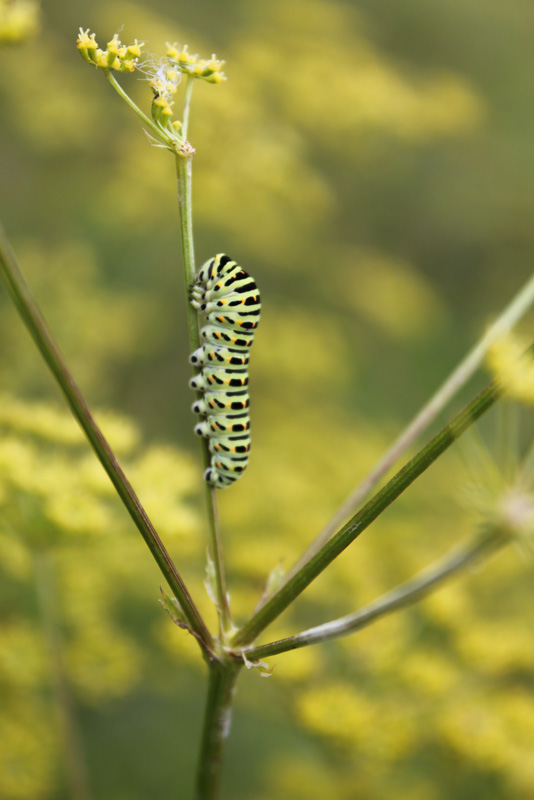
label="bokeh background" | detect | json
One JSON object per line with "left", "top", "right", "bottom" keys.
{"left": 1, "top": 0, "right": 534, "bottom": 798}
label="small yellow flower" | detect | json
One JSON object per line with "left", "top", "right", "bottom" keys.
{"left": 124, "top": 39, "right": 143, "bottom": 60}
{"left": 76, "top": 27, "right": 98, "bottom": 63}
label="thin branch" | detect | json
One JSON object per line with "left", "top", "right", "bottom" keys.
{"left": 231, "top": 379, "right": 502, "bottom": 647}
{"left": 175, "top": 157, "right": 231, "bottom": 635}
{"left": 243, "top": 528, "right": 507, "bottom": 660}
{"left": 0, "top": 223, "right": 214, "bottom": 654}
{"left": 283, "top": 271, "right": 534, "bottom": 584}
{"left": 106, "top": 72, "right": 175, "bottom": 144}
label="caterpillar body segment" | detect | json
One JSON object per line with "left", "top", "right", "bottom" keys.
{"left": 194, "top": 416, "right": 249, "bottom": 437}
{"left": 189, "top": 254, "right": 260, "bottom": 489}
{"left": 205, "top": 434, "right": 251, "bottom": 456}
{"left": 192, "top": 390, "right": 250, "bottom": 416}
{"left": 189, "top": 344, "right": 249, "bottom": 369}
{"left": 199, "top": 323, "right": 253, "bottom": 350}
{"left": 189, "top": 366, "right": 248, "bottom": 392}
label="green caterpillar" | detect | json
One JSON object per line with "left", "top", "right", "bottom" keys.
{"left": 189, "top": 254, "right": 261, "bottom": 488}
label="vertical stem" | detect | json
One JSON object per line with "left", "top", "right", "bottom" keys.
{"left": 181, "top": 76, "right": 195, "bottom": 140}
{"left": 33, "top": 550, "right": 92, "bottom": 800}
{"left": 194, "top": 660, "right": 241, "bottom": 800}
{"left": 175, "top": 156, "right": 231, "bottom": 634}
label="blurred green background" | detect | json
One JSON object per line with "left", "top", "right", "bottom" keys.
{"left": 1, "top": 0, "right": 533, "bottom": 798}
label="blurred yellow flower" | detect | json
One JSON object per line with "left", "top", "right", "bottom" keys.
{"left": 0, "top": 0, "right": 39, "bottom": 44}
{"left": 487, "top": 333, "right": 534, "bottom": 403}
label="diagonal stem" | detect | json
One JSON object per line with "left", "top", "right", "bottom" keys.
{"left": 231, "top": 379, "right": 502, "bottom": 647}
{"left": 0, "top": 223, "right": 214, "bottom": 654}
{"left": 283, "top": 270, "right": 534, "bottom": 585}
{"left": 243, "top": 528, "right": 507, "bottom": 659}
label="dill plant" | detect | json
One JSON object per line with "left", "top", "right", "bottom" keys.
{"left": 0, "top": 24, "right": 533, "bottom": 800}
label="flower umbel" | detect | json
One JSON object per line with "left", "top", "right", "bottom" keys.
{"left": 76, "top": 29, "right": 224, "bottom": 155}
{"left": 166, "top": 42, "right": 226, "bottom": 84}
{"left": 76, "top": 28, "right": 143, "bottom": 73}
{"left": 463, "top": 404, "right": 534, "bottom": 555}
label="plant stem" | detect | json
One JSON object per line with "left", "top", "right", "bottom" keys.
{"left": 181, "top": 76, "right": 195, "bottom": 139}
{"left": 0, "top": 223, "right": 213, "bottom": 654}
{"left": 175, "top": 156, "right": 231, "bottom": 635}
{"left": 194, "top": 660, "right": 241, "bottom": 800}
{"left": 231, "top": 379, "right": 502, "bottom": 647}
{"left": 284, "top": 270, "right": 534, "bottom": 583}
{"left": 106, "top": 72, "right": 174, "bottom": 144}
{"left": 33, "top": 550, "right": 92, "bottom": 800}
{"left": 243, "top": 528, "right": 507, "bottom": 660}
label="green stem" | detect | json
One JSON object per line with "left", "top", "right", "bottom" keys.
{"left": 34, "top": 550, "right": 92, "bottom": 800}
{"left": 175, "top": 156, "right": 231, "bottom": 635}
{"left": 181, "top": 76, "right": 195, "bottom": 140}
{"left": 194, "top": 660, "right": 241, "bottom": 800}
{"left": 244, "top": 528, "right": 507, "bottom": 660}
{"left": 106, "top": 72, "right": 175, "bottom": 145}
{"left": 284, "top": 270, "right": 534, "bottom": 582}
{"left": 0, "top": 223, "right": 213, "bottom": 654}
{"left": 231, "top": 379, "right": 502, "bottom": 647}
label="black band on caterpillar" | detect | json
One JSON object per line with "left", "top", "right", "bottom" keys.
{"left": 189, "top": 254, "right": 260, "bottom": 488}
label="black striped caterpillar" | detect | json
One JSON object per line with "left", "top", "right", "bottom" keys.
{"left": 189, "top": 254, "right": 261, "bottom": 489}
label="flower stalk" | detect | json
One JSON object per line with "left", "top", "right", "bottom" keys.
{"left": 243, "top": 527, "right": 508, "bottom": 660}
{"left": 284, "top": 270, "right": 534, "bottom": 585}
{"left": 175, "top": 151, "right": 232, "bottom": 637}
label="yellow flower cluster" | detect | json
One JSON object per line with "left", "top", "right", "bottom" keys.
{"left": 487, "top": 333, "right": 534, "bottom": 403}
{"left": 147, "top": 61, "right": 182, "bottom": 128}
{"left": 0, "top": 0, "right": 38, "bottom": 43}
{"left": 76, "top": 28, "right": 143, "bottom": 73}
{"left": 166, "top": 42, "right": 226, "bottom": 84}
